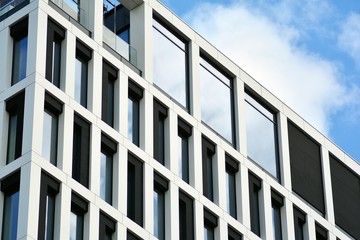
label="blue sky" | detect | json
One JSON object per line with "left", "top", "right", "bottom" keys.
{"left": 160, "top": 0, "right": 360, "bottom": 162}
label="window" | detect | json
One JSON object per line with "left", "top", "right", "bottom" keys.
{"left": 46, "top": 19, "right": 65, "bottom": 87}
{"left": 127, "top": 153, "right": 143, "bottom": 226}
{"left": 99, "top": 211, "right": 116, "bottom": 240}
{"left": 248, "top": 172, "right": 261, "bottom": 237}
{"left": 6, "top": 91, "right": 25, "bottom": 164}
{"left": 38, "top": 172, "right": 60, "bottom": 240}
{"left": 103, "top": 2, "right": 130, "bottom": 44}
{"left": 288, "top": 121, "right": 325, "bottom": 215}
{"left": 271, "top": 190, "right": 283, "bottom": 240}
{"left": 153, "top": 99, "right": 168, "bottom": 165}
{"left": 11, "top": 17, "right": 28, "bottom": 85}
{"left": 127, "top": 230, "right": 141, "bottom": 240}
{"left": 178, "top": 118, "right": 191, "bottom": 183}
{"left": 153, "top": 173, "right": 168, "bottom": 240}
{"left": 315, "top": 223, "right": 327, "bottom": 240}
{"left": 293, "top": 207, "right": 306, "bottom": 240}
{"left": 70, "top": 192, "right": 88, "bottom": 240}
{"left": 225, "top": 155, "right": 238, "bottom": 219}
{"left": 228, "top": 226, "right": 242, "bottom": 240}
{"left": 202, "top": 136, "right": 215, "bottom": 201}
{"left": 74, "top": 40, "right": 91, "bottom": 108}
{"left": 128, "top": 80, "right": 143, "bottom": 146}
{"left": 179, "top": 191, "right": 194, "bottom": 240}
{"left": 102, "top": 61, "right": 118, "bottom": 127}
{"left": 42, "top": 93, "right": 62, "bottom": 165}
{"left": 204, "top": 208, "right": 217, "bottom": 240}
{"left": 200, "top": 55, "right": 234, "bottom": 145}
{"left": 100, "top": 134, "right": 117, "bottom": 205}
{"left": 72, "top": 114, "right": 90, "bottom": 188}
{"left": 153, "top": 17, "right": 188, "bottom": 109}
{"left": 1, "top": 171, "right": 20, "bottom": 240}
{"left": 245, "top": 92, "right": 279, "bottom": 179}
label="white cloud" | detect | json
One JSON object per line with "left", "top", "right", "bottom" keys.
{"left": 339, "top": 13, "right": 360, "bottom": 67}
{"left": 184, "top": 1, "right": 355, "bottom": 134}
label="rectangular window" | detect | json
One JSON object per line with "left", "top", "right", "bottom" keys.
{"left": 38, "top": 172, "right": 60, "bottom": 240}
{"left": 1, "top": 171, "right": 20, "bottom": 240}
{"left": 271, "top": 190, "right": 283, "bottom": 240}
{"left": 179, "top": 191, "right": 194, "bottom": 240}
{"left": 128, "top": 80, "right": 143, "bottom": 146}
{"left": 74, "top": 40, "right": 91, "bottom": 108}
{"left": 225, "top": 155, "right": 238, "bottom": 219}
{"left": 102, "top": 61, "right": 118, "bottom": 127}
{"left": 46, "top": 19, "right": 65, "bottom": 87}
{"left": 153, "top": 99, "right": 168, "bottom": 165}
{"left": 228, "top": 225, "right": 242, "bottom": 240}
{"left": 127, "top": 153, "right": 143, "bottom": 227}
{"left": 127, "top": 230, "right": 141, "bottom": 240}
{"left": 249, "top": 172, "right": 261, "bottom": 237}
{"left": 204, "top": 208, "right": 218, "bottom": 240}
{"left": 6, "top": 91, "right": 25, "bottom": 164}
{"left": 293, "top": 206, "right": 306, "bottom": 240}
{"left": 11, "top": 17, "right": 28, "bottom": 85}
{"left": 42, "top": 92, "right": 62, "bottom": 165}
{"left": 70, "top": 192, "right": 88, "bottom": 240}
{"left": 153, "top": 17, "right": 188, "bottom": 109}
{"left": 153, "top": 173, "right": 168, "bottom": 240}
{"left": 315, "top": 223, "right": 327, "bottom": 240}
{"left": 245, "top": 92, "right": 279, "bottom": 179}
{"left": 72, "top": 114, "right": 90, "bottom": 188}
{"left": 103, "top": 3, "right": 130, "bottom": 44}
{"left": 100, "top": 134, "right": 117, "bottom": 205}
{"left": 99, "top": 211, "right": 116, "bottom": 240}
{"left": 202, "top": 136, "right": 215, "bottom": 201}
{"left": 178, "top": 118, "right": 191, "bottom": 183}
{"left": 200, "top": 55, "right": 235, "bottom": 145}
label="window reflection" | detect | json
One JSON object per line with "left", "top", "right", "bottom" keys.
{"left": 154, "top": 189, "right": 165, "bottom": 240}
{"left": 42, "top": 110, "right": 58, "bottom": 165}
{"left": 245, "top": 92, "right": 279, "bottom": 178}
{"left": 2, "top": 191, "right": 19, "bottom": 240}
{"left": 100, "top": 151, "right": 113, "bottom": 204}
{"left": 153, "top": 19, "right": 188, "bottom": 108}
{"left": 12, "top": 36, "right": 28, "bottom": 85}
{"left": 74, "top": 58, "right": 88, "bottom": 107}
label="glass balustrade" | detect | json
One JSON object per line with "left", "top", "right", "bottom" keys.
{"left": 0, "top": 0, "right": 27, "bottom": 17}
{"left": 50, "top": 0, "right": 89, "bottom": 29}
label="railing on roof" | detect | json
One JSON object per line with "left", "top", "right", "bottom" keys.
{"left": 0, "top": 0, "right": 26, "bottom": 17}
{"left": 50, "top": 0, "right": 90, "bottom": 29}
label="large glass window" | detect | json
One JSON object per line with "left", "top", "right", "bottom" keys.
{"left": 153, "top": 99, "right": 168, "bottom": 165}
{"left": 204, "top": 208, "right": 217, "bottom": 240}
{"left": 127, "top": 153, "right": 143, "bottom": 227}
{"left": 202, "top": 136, "right": 215, "bottom": 201}
{"left": 225, "top": 155, "right": 238, "bottom": 219}
{"left": 6, "top": 91, "right": 25, "bottom": 164}
{"left": 179, "top": 191, "right": 194, "bottom": 240}
{"left": 178, "top": 118, "right": 191, "bottom": 183}
{"left": 70, "top": 192, "right": 88, "bottom": 240}
{"left": 128, "top": 81, "right": 143, "bottom": 146}
{"left": 271, "top": 190, "right": 283, "bottom": 240}
{"left": 245, "top": 92, "right": 279, "bottom": 179}
{"left": 74, "top": 40, "right": 91, "bottom": 108}
{"left": 102, "top": 61, "right": 118, "bottom": 127}
{"left": 249, "top": 172, "right": 261, "bottom": 237}
{"left": 153, "top": 173, "right": 168, "bottom": 240}
{"left": 200, "top": 56, "right": 234, "bottom": 144}
{"left": 1, "top": 171, "right": 20, "bottom": 240}
{"left": 11, "top": 18, "right": 28, "bottom": 85}
{"left": 153, "top": 18, "right": 188, "bottom": 109}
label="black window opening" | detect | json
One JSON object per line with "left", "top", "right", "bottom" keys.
{"left": 315, "top": 223, "right": 328, "bottom": 240}
{"left": 152, "top": 16, "right": 189, "bottom": 110}
{"left": 128, "top": 80, "right": 143, "bottom": 147}
{"left": 271, "top": 189, "right": 284, "bottom": 240}
{"left": 293, "top": 206, "right": 306, "bottom": 240}
{"left": 202, "top": 136, "right": 215, "bottom": 201}
{"left": 99, "top": 211, "right": 116, "bottom": 240}
{"left": 288, "top": 121, "right": 325, "bottom": 215}
{"left": 177, "top": 118, "right": 192, "bottom": 183}
{"left": 70, "top": 192, "right": 88, "bottom": 240}
{"left": 1, "top": 171, "right": 20, "bottom": 240}
{"left": 100, "top": 134, "right": 117, "bottom": 205}
{"left": 38, "top": 172, "right": 60, "bottom": 240}
{"left": 127, "top": 230, "right": 142, "bottom": 240}
{"left": 42, "top": 92, "right": 63, "bottom": 165}
{"left": 153, "top": 172, "right": 168, "bottom": 240}
{"left": 329, "top": 154, "right": 360, "bottom": 240}
{"left": 245, "top": 91, "right": 280, "bottom": 179}
{"left": 228, "top": 225, "right": 242, "bottom": 240}
{"left": 249, "top": 172, "right": 261, "bottom": 237}
{"left": 102, "top": 61, "right": 118, "bottom": 128}
{"left": 153, "top": 99, "right": 168, "bottom": 165}
{"left": 103, "top": 2, "right": 130, "bottom": 44}
{"left": 46, "top": 18, "right": 65, "bottom": 88}
{"left": 75, "top": 40, "right": 92, "bottom": 108}
{"left": 204, "top": 208, "right": 218, "bottom": 240}
{"left": 127, "top": 153, "right": 143, "bottom": 227}
{"left": 179, "top": 191, "right": 194, "bottom": 240}
{"left": 10, "top": 17, "right": 28, "bottom": 85}
{"left": 6, "top": 91, "right": 25, "bottom": 164}
{"left": 225, "top": 154, "right": 238, "bottom": 219}
{"left": 72, "top": 114, "right": 90, "bottom": 188}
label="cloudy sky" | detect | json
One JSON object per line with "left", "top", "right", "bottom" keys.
{"left": 159, "top": 0, "right": 360, "bottom": 162}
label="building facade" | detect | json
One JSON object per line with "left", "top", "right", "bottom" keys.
{"left": 0, "top": 0, "right": 359, "bottom": 239}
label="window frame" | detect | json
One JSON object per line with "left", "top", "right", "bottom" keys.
{"left": 315, "top": 223, "right": 328, "bottom": 240}
{"left": 127, "top": 153, "right": 143, "bottom": 227}
{"left": 179, "top": 190, "right": 194, "bottom": 240}
{"left": 225, "top": 154, "right": 238, "bottom": 219}
{"left": 99, "top": 211, "right": 116, "bottom": 240}
{"left": 204, "top": 208, "right": 218, "bottom": 240}
{"left": 293, "top": 206, "right": 306, "bottom": 240}
{"left": 271, "top": 189, "right": 284, "bottom": 240}
{"left": 102, "top": 61, "right": 118, "bottom": 127}
{"left": 153, "top": 172, "right": 168, "bottom": 240}
{"left": 153, "top": 99, "right": 168, "bottom": 165}
{"left": 202, "top": 136, "right": 216, "bottom": 201}
{"left": 70, "top": 192, "right": 88, "bottom": 240}
{"left": 248, "top": 172, "right": 261, "bottom": 237}
{"left": 177, "top": 118, "right": 192, "bottom": 183}
{"left": 75, "top": 40, "right": 92, "bottom": 108}
{"left": 228, "top": 225, "right": 242, "bottom": 240}
{"left": 128, "top": 80, "right": 143, "bottom": 147}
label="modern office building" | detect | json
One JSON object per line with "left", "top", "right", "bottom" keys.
{"left": 0, "top": 0, "right": 359, "bottom": 239}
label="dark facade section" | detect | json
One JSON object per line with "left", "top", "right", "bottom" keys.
{"left": 288, "top": 121, "right": 325, "bottom": 214}
{"left": 329, "top": 154, "right": 360, "bottom": 240}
